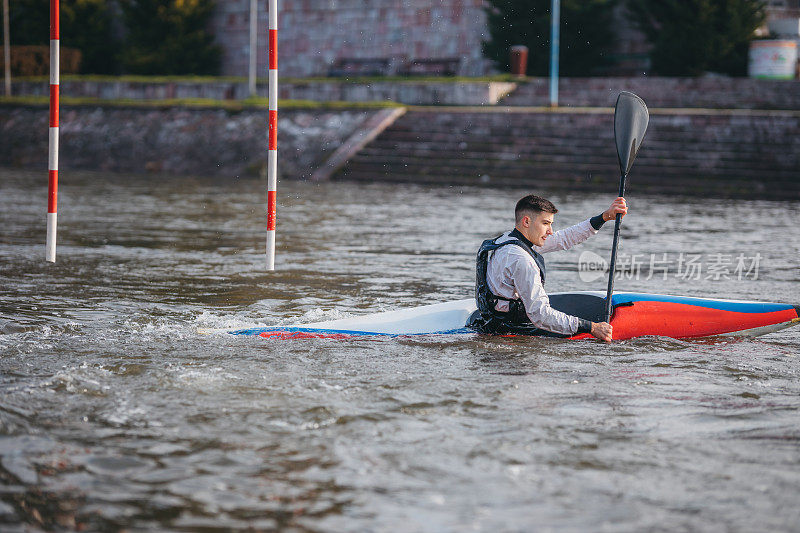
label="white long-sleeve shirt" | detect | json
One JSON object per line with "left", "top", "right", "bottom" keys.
{"left": 486, "top": 218, "right": 599, "bottom": 335}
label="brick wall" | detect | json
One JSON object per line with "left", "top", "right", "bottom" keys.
{"left": 210, "top": 0, "right": 493, "bottom": 78}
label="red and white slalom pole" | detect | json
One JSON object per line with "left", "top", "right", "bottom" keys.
{"left": 266, "top": 0, "right": 278, "bottom": 270}
{"left": 46, "top": 0, "right": 59, "bottom": 262}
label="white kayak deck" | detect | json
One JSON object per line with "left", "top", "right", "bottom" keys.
{"left": 217, "top": 291, "right": 799, "bottom": 338}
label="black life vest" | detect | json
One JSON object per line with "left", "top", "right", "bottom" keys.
{"left": 468, "top": 233, "right": 550, "bottom": 335}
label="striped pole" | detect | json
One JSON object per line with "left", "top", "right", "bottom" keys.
{"left": 46, "top": 0, "right": 59, "bottom": 262}
{"left": 266, "top": 0, "right": 277, "bottom": 270}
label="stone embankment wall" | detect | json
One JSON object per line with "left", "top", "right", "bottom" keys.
{"left": 0, "top": 105, "right": 372, "bottom": 179}
{"left": 3, "top": 77, "right": 799, "bottom": 199}
{"left": 3, "top": 104, "right": 795, "bottom": 199}
{"left": 503, "top": 77, "right": 800, "bottom": 110}
{"left": 292, "top": 77, "right": 799, "bottom": 109}
{"left": 10, "top": 79, "right": 517, "bottom": 106}
{"left": 275, "top": 81, "right": 517, "bottom": 106}
{"left": 10, "top": 76, "right": 800, "bottom": 108}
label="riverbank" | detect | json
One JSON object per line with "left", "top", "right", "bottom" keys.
{"left": 2, "top": 101, "right": 798, "bottom": 199}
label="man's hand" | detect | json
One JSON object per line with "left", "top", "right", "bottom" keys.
{"left": 591, "top": 321, "right": 613, "bottom": 342}
{"left": 602, "top": 197, "right": 628, "bottom": 222}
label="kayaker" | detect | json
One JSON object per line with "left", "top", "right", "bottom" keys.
{"left": 468, "top": 195, "right": 627, "bottom": 342}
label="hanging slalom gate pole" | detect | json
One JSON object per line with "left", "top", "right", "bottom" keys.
{"left": 266, "top": 0, "right": 277, "bottom": 270}
{"left": 46, "top": 0, "right": 59, "bottom": 262}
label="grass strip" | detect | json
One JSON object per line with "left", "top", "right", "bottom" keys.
{"left": 0, "top": 95, "right": 405, "bottom": 110}
{"left": 11, "top": 74, "right": 520, "bottom": 84}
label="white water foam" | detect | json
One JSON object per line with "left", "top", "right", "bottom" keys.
{"left": 194, "top": 306, "right": 356, "bottom": 333}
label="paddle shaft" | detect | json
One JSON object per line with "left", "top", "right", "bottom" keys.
{"left": 604, "top": 173, "right": 627, "bottom": 322}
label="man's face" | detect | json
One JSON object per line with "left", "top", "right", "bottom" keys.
{"left": 523, "top": 211, "right": 554, "bottom": 246}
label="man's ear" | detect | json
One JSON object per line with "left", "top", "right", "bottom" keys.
{"left": 522, "top": 215, "right": 531, "bottom": 228}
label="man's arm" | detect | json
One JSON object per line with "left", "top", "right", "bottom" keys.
{"left": 536, "top": 197, "right": 628, "bottom": 254}
{"left": 536, "top": 218, "right": 598, "bottom": 254}
{"left": 513, "top": 251, "right": 613, "bottom": 341}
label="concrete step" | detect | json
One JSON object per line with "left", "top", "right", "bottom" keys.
{"left": 497, "top": 78, "right": 800, "bottom": 109}
{"left": 342, "top": 158, "right": 800, "bottom": 184}
{"left": 350, "top": 151, "right": 799, "bottom": 176}
{"left": 336, "top": 170, "right": 798, "bottom": 200}
{"left": 359, "top": 140, "right": 797, "bottom": 162}
{"left": 376, "top": 131, "right": 799, "bottom": 154}
{"left": 375, "top": 127, "right": 799, "bottom": 148}
{"left": 387, "top": 118, "right": 800, "bottom": 141}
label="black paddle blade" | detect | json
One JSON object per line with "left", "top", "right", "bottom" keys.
{"left": 614, "top": 92, "right": 649, "bottom": 176}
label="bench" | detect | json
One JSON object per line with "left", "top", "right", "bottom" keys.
{"left": 398, "top": 57, "right": 461, "bottom": 77}
{"left": 328, "top": 57, "right": 395, "bottom": 77}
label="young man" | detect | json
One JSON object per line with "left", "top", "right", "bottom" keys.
{"left": 467, "top": 195, "right": 628, "bottom": 342}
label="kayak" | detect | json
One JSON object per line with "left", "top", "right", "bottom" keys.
{"left": 223, "top": 292, "right": 800, "bottom": 341}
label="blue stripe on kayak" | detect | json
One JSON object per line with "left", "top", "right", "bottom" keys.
{"left": 612, "top": 293, "right": 793, "bottom": 314}
{"left": 230, "top": 327, "right": 381, "bottom": 336}
{"left": 230, "top": 326, "right": 475, "bottom": 337}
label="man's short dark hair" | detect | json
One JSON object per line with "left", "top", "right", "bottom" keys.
{"left": 515, "top": 195, "right": 558, "bottom": 223}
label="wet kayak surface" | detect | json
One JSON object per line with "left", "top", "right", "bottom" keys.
{"left": 1, "top": 168, "right": 799, "bottom": 531}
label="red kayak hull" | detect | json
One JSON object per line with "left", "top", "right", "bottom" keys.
{"left": 571, "top": 297, "right": 800, "bottom": 340}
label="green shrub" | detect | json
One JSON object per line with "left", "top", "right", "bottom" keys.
{"left": 68, "top": 0, "right": 120, "bottom": 74}
{"left": 626, "top": 0, "right": 766, "bottom": 76}
{"left": 119, "top": 0, "right": 221, "bottom": 75}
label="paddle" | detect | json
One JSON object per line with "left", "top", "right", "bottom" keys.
{"left": 604, "top": 91, "right": 649, "bottom": 323}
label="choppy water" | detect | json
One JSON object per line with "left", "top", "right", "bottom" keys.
{"left": 1, "top": 168, "right": 799, "bottom": 532}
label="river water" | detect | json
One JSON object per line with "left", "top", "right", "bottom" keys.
{"left": 1, "top": 168, "right": 799, "bottom": 531}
